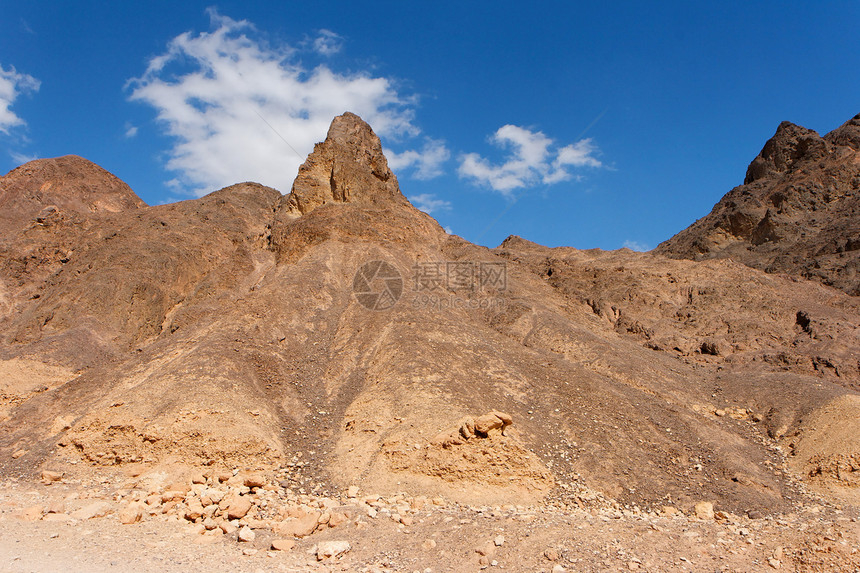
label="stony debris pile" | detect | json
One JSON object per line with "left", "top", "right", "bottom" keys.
{"left": 25, "top": 468, "right": 466, "bottom": 558}
{"left": 114, "top": 470, "right": 363, "bottom": 556}
{"left": 3, "top": 472, "right": 858, "bottom": 572}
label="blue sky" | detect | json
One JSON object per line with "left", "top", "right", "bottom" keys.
{"left": 1, "top": 2, "right": 858, "bottom": 250}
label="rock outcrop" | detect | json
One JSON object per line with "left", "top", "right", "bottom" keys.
{"left": 657, "top": 113, "right": 860, "bottom": 295}
{"left": 283, "top": 112, "right": 408, "bottom": 216}
{"left": 269, "top": 112, "right": 441, "bottom": 264}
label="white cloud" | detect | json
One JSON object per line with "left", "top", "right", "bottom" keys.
{"left": 387, "top": 138, "right": 449, "bottom": 180}
{"left": 127, "top": 10, "right": 423, "bottom": 196}
{"left": 124, "top": 123, "right": 139, "bottom": 138}
{"left": 622, "top": 240, "right": 649, "bottom": 252}
{"left": 556, "top": 138, "right": 602, "bottom": 168}
{"left": 313, "top": 29, "right": 344, "bottom": 56}
{"left": 408, "top": 193, "right": 452, "bottom": 214}
{"left": 0, "top": 64, "right": 39, "bottom": 135}
{"left": 10, "top": 151, "right": 38, "bottom": 165}
{"left": 458, "top": 125, "right": 602, "bottom": 195}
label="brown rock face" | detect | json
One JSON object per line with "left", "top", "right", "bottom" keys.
{"left": 0, "top": 156, "right": 149, "bottom": 341}
{"left": 657, "top": 113, "right": 860, "bottom": 295}
{"left": 743, "top": 121, "right": 828, "bottom": 184}
{"left": 269, "top": 112, "right": 442, "bottom": 264}
{"left": 283, "top": 112, "right": 408, "bottom": 216}
{"left": 0, "top": 155, "right": 146, "bottom": 235}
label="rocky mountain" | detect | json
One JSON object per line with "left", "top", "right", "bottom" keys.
{"left": 657, "top": 114, "right": 860, "bottom": 295}
{"left": 1, "top": 112, "right": 858, "bottom": 528}
{"left": 0, "top": 154, "right": 145, "bottom": 234}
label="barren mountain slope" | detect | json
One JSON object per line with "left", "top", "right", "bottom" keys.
{"left": 0, "top": 156, "right": 148, "bottom": 343}
{"left": 495, "top": 236, "right": 860, "bottom": 502}
{"left": 657, "top": 113, "right": 860, "bottom": 295}
{"left": 1, "top": 113, "right": 858, "bottom": 525}
{"left": 0, "top": 155, "right": 145, "bottom": 232}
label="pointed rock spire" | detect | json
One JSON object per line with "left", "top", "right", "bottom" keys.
{"left": 284, "top": 112, "right": 408, "bottom": 216}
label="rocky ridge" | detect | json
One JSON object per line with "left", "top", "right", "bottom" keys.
{"left": 657, "top": 113, "right": 860, "bottom": 295}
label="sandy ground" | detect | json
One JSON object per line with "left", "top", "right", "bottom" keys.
{"left": 2, "top": 479, "right": 859, "bottom": 573}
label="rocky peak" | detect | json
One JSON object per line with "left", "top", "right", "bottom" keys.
{"left": 744, "top": 121, "right": 828, "bottom": 184}
{"left": 498, "top": 235, "right": 544, "bottom": 251}
{"left": 658, "top": 112, "right": 860, "bottom": 295}
{"left": 283, "top": 112, "right": 407, "bottom": 216}
{"left": 0, "top": 155, "right": 145, "bottom": 235}
{"left": 824, "top": 112, "right": 860, "bottom": 150}
{"left": 1, "top": 155, "right": 145, "bottom": 209}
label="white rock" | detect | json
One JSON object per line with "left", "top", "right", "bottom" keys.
{"left": 694, "top": 501, "right": 715, "bottom": 520}
{"left": 41, "top": 470, "right": 64, "bottom": 483}
{"left": 238, "top": 525, "right": 256, "bottom": 542}
{"left": 118, "top": 503, "right": 145, "bottom": 525}
{"left": 316, "top": 540, "right": 351, "bottom": 560}
{"left": 69, "top": 501, "right": 112, "bottom": 520}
